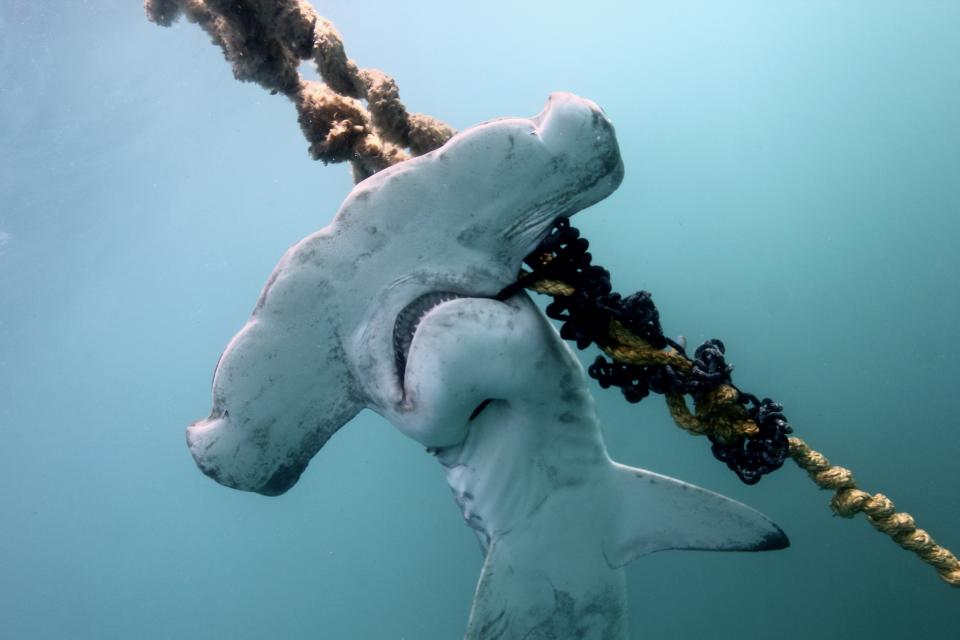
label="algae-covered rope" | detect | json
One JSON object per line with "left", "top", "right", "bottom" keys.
{"left": 145, "top": 0, "right": 454, "bottom": 181}
{"left": 517, "top": 219, "right": 960, "bottom": 587}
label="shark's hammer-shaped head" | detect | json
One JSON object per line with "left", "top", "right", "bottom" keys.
{"left": 186, "top": 93, "right": 624, "bottom": 495}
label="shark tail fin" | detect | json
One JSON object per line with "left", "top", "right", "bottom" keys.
{"left": 603, "top": 462, "right": 789, "bottom": 567}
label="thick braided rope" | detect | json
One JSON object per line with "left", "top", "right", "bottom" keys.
{"left": 145, "top": 0, "right": 455, "bottom": 181}
{"left": 527, "top": 274, "right": 960, "bottom": 586}
{"left": 789, "top": 438, "right": 960, "bottom": 586}
{"left": 527, "top": 276, "right": 576, "bottom": 298}
{"left": 605, "top": 318, "right": 758, "bottom": 442}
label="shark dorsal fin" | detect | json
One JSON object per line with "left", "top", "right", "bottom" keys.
{"left": 603, "top": 462, "right": 788, "bottom": 567}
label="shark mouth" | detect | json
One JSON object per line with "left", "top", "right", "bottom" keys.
{"left": 393, "top": 291, "right": 467, "bottom": 383}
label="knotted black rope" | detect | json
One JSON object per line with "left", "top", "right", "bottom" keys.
{"left": 503, "top": 218, "right": 793, "bottom": 484}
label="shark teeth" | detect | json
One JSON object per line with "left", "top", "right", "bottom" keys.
{"left": 393, "top": 291, "right": 465, "bottom": 384}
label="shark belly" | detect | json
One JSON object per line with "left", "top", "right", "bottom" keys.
{"left": 436, "top": 398, "right": 629, "bottom": 639}
{"left": 436, "top": 392, "right": 613, "bottom": 540}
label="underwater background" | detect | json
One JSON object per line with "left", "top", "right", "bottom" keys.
{"left": 1, "top": 1, "right": 958, "bottom": 638}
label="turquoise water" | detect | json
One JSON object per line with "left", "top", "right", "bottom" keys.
{"left": 1, "top": 1, "right": 958, "bottom": 638}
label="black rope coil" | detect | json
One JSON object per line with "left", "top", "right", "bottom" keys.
{"left": 512, "top": 218, "right": 793, "bottom": 484}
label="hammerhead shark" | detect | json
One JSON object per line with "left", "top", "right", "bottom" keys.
{"left": 186, "top": 93, "right": 788, "bottom": 639}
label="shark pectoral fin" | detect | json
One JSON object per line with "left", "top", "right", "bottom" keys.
{"left": 602, "top": 462, "right": 789, "bottom": 567}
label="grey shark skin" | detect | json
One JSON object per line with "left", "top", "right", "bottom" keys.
{"left": 187, "top": 93, "right": 787, "bottom": 639}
